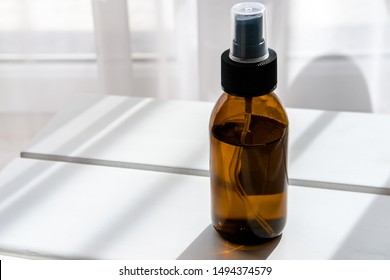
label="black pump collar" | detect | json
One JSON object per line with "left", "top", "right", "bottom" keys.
{"left": 221, "top": 48, "right": 277, "bottom": 97}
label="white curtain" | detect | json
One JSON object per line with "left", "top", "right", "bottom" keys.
{"left": 92, "top": 0, "right": 199, "bottom": 100}
{"left": 0, "top": 0, "right": 390, "bottom": 113}
{"left": 91, "top": 0, "right": 285, "bottom": 102}
{"left": 0, "top": 0, "right": 97, "bottom": 112}
{"left": 92, "top": 0, "right": 390, "bottom": 113}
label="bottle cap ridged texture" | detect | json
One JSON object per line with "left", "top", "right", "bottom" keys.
{"left": 221, "top": 48, "right": 277, "bottom": 97}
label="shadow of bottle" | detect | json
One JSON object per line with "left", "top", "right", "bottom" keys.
{"left": 283, "top": 55, "right": 372, "bottom": 112}
{"left": 177, "top": 224, "right": 281, "bottom": 260}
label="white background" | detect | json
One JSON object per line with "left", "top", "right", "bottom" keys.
{"left": 0, "top": 0, "right": 389, "bottom": 113}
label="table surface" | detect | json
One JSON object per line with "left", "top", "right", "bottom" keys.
{"left": 1, "top": 158, "right": 389, "bottom": 260}
{"left": 21, "top": 95, "right": 390, "bottom": 194}
{"left": 1, "top": 95, "right": 390, "bottom": 260}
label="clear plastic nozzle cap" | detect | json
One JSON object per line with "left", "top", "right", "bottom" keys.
{"left": 229, "top": 2, "right": 269, "bottom": 63}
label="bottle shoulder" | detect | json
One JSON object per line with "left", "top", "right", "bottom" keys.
{"left": 210, "top": 92, "right": 288, "bottom": 127}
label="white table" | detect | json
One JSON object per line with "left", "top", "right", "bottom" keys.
{"left": 21, "top": 95, "right": 390, "bottom": 194}
{"left": 1, "top": 95, "right": 390, "bottom": 259}
{"left": 1, "top": 158, "right": 389, "bottom": 260}
{"left": 0, "top": 158, "right": 210, "bottom": 259}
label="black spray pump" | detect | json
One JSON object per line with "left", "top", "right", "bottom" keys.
{"left": 209, "top": 2, "right": 289, "bottom": 244}
{"left": 222, "top": 3, "right": 277, "bottom": 97}
{"left": 230, "top": 3, "right": 268, "bottom": 62}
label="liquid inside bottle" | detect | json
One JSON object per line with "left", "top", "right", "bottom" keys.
{"left": 210, "top": 95, "right": 288, "bottom": 244}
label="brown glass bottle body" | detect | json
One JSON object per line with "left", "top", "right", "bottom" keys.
{"left": 209, "top": 92, "right": 288, "bottom": 244}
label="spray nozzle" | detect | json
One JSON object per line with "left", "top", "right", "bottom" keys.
{"left": 229, "top": 2, "right": 269, "bottom": 63}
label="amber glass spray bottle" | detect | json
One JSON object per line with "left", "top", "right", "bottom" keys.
{"left": 209, "top": 2, "right": 288, "bottom": 244}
